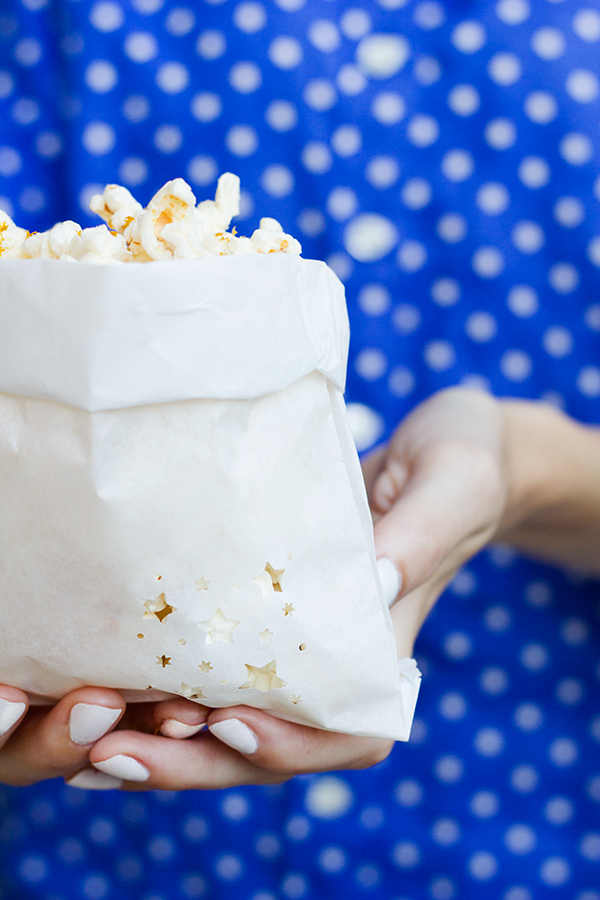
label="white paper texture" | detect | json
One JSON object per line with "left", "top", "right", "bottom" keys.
{"left": 0, "top": 255, "right": 415, "bottom": 741}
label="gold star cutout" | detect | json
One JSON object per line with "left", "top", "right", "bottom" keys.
{"left": 180, "top": 683, "right": 206, "bottom": 700}
{"left": 240, "top": 660, "right": 288, "bottom": 692}
{"left": 259, "top": 628, "right": 273, "bottom": 642}
{"left": 198, "top": 660, "right": 213, "bottom": 673}
{"left": 199, "top": 608, "right": 240, "bottom": 645}
{"left": 195, "top": 577, "right": 210, "bottom": 591}
{"left": 143, "top": 593, "right": 177, "bottom": 623}
{"left": 252, "top": 570, "right": 273, "bottom": 598}
{"left": 265, "top": 562, "right": 285, "bottom": 592}
{"left": 282, "top": 603, "right": 294, "bottom": 616}
{"left": 289, "top": 695, "right": 302, "bottom": 705}
{"left": 157, "top": 655, "right": 171, "bottom": 667}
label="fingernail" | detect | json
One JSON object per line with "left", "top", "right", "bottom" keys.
{"left": 209, "top": 718, "right": 258, "bottom": 755}
{"left": 93, "top": 755, "right": 150, "bottom": 782}
{"left": 377, "top": 557, "right": 402, "bottom": 607}
{"left": 160, "top": 719, "right": 205, "bottom": 739}
{"left": 69, "top": 704, "right": 121, "bottom": 745}
{"left": 0, "top": 699, "right": 27, "bottom": 736}
{"left": 66, "top": 768, "right": 123, "bottom": 791}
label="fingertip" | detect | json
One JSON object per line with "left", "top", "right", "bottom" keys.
{"left": 0, "top": 690, "right": 28, "bottom": 738}
{"left": 208, "top": 717, "right": 258, "bottom": 755}
{"left": 376, "top": 557, "right": 403, "bottom": 607}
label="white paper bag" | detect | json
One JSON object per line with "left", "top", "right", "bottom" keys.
{"left": 0, "top": 253, "right": 419, "bottom": 740}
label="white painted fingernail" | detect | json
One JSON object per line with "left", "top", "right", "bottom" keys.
{"left": 66, "top": 768, "right": 123, "bottom": 791}
{"left": 93, "top": 755, "right": 150, "bottom": 782}
{"left": 377, "top": 557, "right": 402, "bottom": 607}
{"left": 69, "top": 704, "right": 121, "bottom": 745}
{"left": 160, "top": 719, "right": 205, "bottom": 739}
{"left": 209, "top": 718, "right": 258, "bottom": 755}
{"left": 0, "top": 699, "right": 27, "bottom": 736}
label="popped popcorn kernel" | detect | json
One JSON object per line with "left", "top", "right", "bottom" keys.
{"left": 0, "top": 212, "right": 28, "bottom": 259}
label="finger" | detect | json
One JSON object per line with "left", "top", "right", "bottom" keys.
{"left": 0, "top": 686, "right": 29, "bottom": 750}
{"left": 119, "top": 697, "right": 208, "bottom": 739}
{"left": 0, "top": 687, "right": 126, "bottom": 787}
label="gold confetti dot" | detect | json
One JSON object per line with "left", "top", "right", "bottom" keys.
{"left": 156, "top": 574, "right": 162, "bottom": 580}
{"left": 221, "top": 679, "right": 228, "bottom": 685}
{"left": 178, "top": 639, "right": 186, "bottom": 646}
{"left": 137, "top": 633, "right": 144, "bottom": 639}
{"left": 299, "top": 643, "right": 306, "bottom": 651}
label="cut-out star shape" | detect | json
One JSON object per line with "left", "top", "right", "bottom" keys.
{"left": 199, "top": 608, "right": 240, "bottom": 645}
{"left": 259, "top": 628, "right": 273, "bottom": 642}
{"left": 265, "top": 562, "right": 285, "bottom": 592}
{"left": 198, "top": 660, "right": 213, "bottom": 673}
{"left": 180, "top": 683, "right": 206, "bottom": 700}
{"left": 143, "top": 593, "right": 176, "bottom": 623}
{"left": 239, "top": 660, "right": 287, "bottom": 692}
{"left": 282, "top": 603, "right": 294, "bottom": 616}
{"left": 253, "top": 562, "right": 285, "bottom": 597}
{"left": 157, "top": 655, "right": 171, "bottom": 667}
{"left": 195, "top": 577, "right": 210, "bottom": 591}
{"left": 289, "top": 695, "right": 302, "bottom": 705}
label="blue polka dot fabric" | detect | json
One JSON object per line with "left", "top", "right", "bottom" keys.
{"left": 1, "top": 1, "right": 600, "bottom": 898}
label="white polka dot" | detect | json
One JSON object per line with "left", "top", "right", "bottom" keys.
{"left": 11, "top": 97, "right": 40, "bottom": 125}
{"left": 549, "top": 262, "right": 579, "bottom": 294}
{"left": 0, "top": 71, "right": 14, "bottom": 101}
{"left": 512, "top": 220, "right": 545, "bottom": 254}
{"left": 82, "top": 121, "right": 115, "bottom": 155}
{"left": 226, "top": 124, "right": 258, "bottom": 157}
{"left": 123, "top": 94, "right": 150, "bottom": 123}
{"left": 532, "top": 26, "right": 565, "bottom": 59}
{"left": 148, "top": 835, "right": 175, "bottom": 861}
{"left": 413, "top": 54, "right": 441, "bottom": 85}
{"left": 305, "top": 777, "right": 354, "bottom": 818}
{"left": 360, "top": 806, "right": 384, "bottom": 830}
{"left": 20, "top": 0, "right": 49, "bottom": 9}
{"left": 304, "top": 78, "right": 337, "bottom": 111}
{"left": 448, "top": 84, "right": 481, "bottom": 117}
{"left": 441, "top": 149, "right": 474, "bottom": 182}
{"left": 437, "top": 213, "right": 467, "bottom": 243}
{"left": 186, "top": 155, "right": 218, "bottom": 188}
{"left": 580, "top": 833, "right": 600, "bottom": 862}
{"left": 285, "top": 816, "right": 311, "bottom": 841}
{"left": 233, "top": 2, "right": 266, "bottom": 34}
{"left": 124, "top": 31, "right": 159, "bottom": 62}
{"left": 392, "top": 304, "right": 421, "bottom": 333}
{"left": 407, "top": 114, "right": 439, "bottom": 146}
{"left": 377, "top": 0, "right": 409, "bottom": 7}
{"left": 273, "top": 0, "right": 305, "bottom": 9}
{"left": 388, "top": 366, "right": 415, "bottom": 397}
{"left": 524, "top": 90, "right": 558, "bottom": 124}
{"left": 164, "top": 7, "right": 196, "bottom": 36}
{"left": 505, "top": 825, "right": 536, "bottom": 855}
{"left": 468, "top": 851, "right": 498, "bottom": 881}
{"left": 520, "top": 642, "right": 548, "bottom": 670}
{"left": 556, "top": 677, "right": 584, "bottom": 705}
{"left": 465, "top": 311, "right": 497, "bottom": 342}
{"left": 566, "top": 68, "right": 599, "bottom": 102}
{"left": 476, "top": 182, "right": 509, "bottom": 215}
{"left": 281, "top": 873, "right": 307, "bottom": 899}
{"left": 392, "top": 841, "right": 421, "bottom": 867}
{"left": 371, "top": 91, "right": 405, "bottom": 124}
{"left": 500, "top": 349, "right": 532, "bottom": 381}
{"left": 540, "top": 857, "right": 570, "bottom": 886}
{"left": 572, "top": 9, "right": 600, "bottom": 42}
{"left": 518, "top": 156, "right": 550, "bottom": 188}
{"left": 268, "top": 36, "right": 302, "bottom": 69}
{"left": 561, "top": 617, "right": 589, "bottom": 645}
{"left": 485, "top": 117, "right": 517, "bottom": 150}
{"left": 496, "top": 0, "right": 530, "bottom": 24}
{"left": 397, "top": 239, "right": 427, "bottom": 272}
{"left": 344, "top": 213, "right": 398, "bottom": 261}
{"left": 229, "top": 61, "right": 262, "bottom": 94}
{"left": 488, "top": 544, "right": 517, "bottom": 567}
{"left": 543, "top": 326, "right": 573, "bottom": 358}
{"left": 356, "top": 33, "right": 410, "bottom": 78}
{"left": 131, "top": 0, "right": 164, "bottom": 12}
{"left": 153, "top": 124, "right": 182, "bottom": 153}
{"left": 331, "top": 124, "right": 361, "bottom": 157}
{"left": 336, "top": 64, "right": 367, "bottom": 96}
{"left": 585, "top": 303, "right": 600, "bottom": 331}
{"left": 339, "top": 10, "right": 370, "bottom": 43}
{"left": 0, "top": 146, "right": 21, "bottom": 177}
{"left": 318, "top": 846, "right": 347, "bottom": 873}
{"left": 525, "top": 580, "right": 552, "bottom": 606}
{"left": 156, "top": 61, "right": 189, "bottom": 94}
{"left": 430, "top": 277, "right": 460, "bottom": 307}
{"left": 326, "top": 252, "right": 353, "bottom": 282}
{"left": 480, "top": 667, "right": 508, "bottom": 695}
{"left": 544, "top": 796, "right": 574, "bottom": 824}
{"left": 434, "top": 755, "right": 464, "bottom": 783}
{"left": 89, "top": 1, "right": 124, "bottom": 32}
{"left": 450, "top": 568, "right": 477, "bottom": 595}
{"left": 296, "top": 208, "right": 325, "bottom": 237}
{"left": 475, "top": 727, "right": 505, "bottom": 757}
{"left": 14, "top": 37, "right": 42, "bottom": 66}
{"left": 559, "top": 132, "right": 593, "bottom": 166}
{"left": 34, "top": 131, "right": 62, "bottom": 159}
{"left": 514, "top": 703, "right": 543, "bottom": 731}
{"left": 510, "top": 764, "right": 539, "bottom": 793}
{"left": 443, "top": 631, "right": 471, "bottom": 658}
{"left": 470, "top": 791, "right": 499, "bottom": 818}
{"left": 507, "top": 284, "right": 538, "bottom": 317}
{"left": 358, "top": 283, "right": 391, "bottom": 316}
{"left": 587, "top": 235, "right": 600, "bottom": 266}
{"left": 424, "top": 339, "right": 455, "bottom": 371}
{"left": 394, "top": 779, "right": 423, "bottom": 807}
{"left": 118, "top": 156, "right": 148, "bottom": 186}
{"left": 414, "top": 1, "right": 444, "bottom": 29}
{"left": 554, "top": 195, "right": 584, "bottom": 227}
{"left": 60, "top": 33, "right": 84, "bottom": 56}
{"left": 472, "top": 246, "right": 504, "bottom": 278}
{"left": 429, "top": 877, "right": 456, "bottom": 900}
{"left": 438, "top": 692, "right": 467, "bottom": 721}
{"left": 400, "top": 177, "right": 432, "bottom": 209}
{"left": 326, "top": 186, "right": 358, "bottom": 220}
{"left": 365, "top": 155, "right": 399, "bottom": 188}
{"left": 578, "top": 366, "right": 600, "bottom": 397}
{"left": 301, "top": 141, "right": 332, "bottom": 173}
{"left": 355, "top": 348, "right": 388, "bottom": 381}
{"left": 308, "top": 19, "right": 340, "bottom": 52}
{"left": 221, "top": 793, "right": 250, "bottom": 821}
{"left": 79, "top": 182, "right": 104, "bottom": 215}
{"left": 215, "top": 854, "right": 243, "bottom": 880}
{"left": 452, "top": 20, "right": 486, "bottom": 53}
{"left": 484, "top": 605, "right": 511, "bottom": 632}
{"left": 592, "top": 716, "right": 600, "bottom": 742}
{"left": 487, "top": 53, "right": 521, "bottom": 86}
{"left": 265, "top": 99, "right": 297, "bottom": 132}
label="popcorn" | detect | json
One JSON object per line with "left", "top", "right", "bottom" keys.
{"left": 0, "top": 172, "right": 302, "bottom": 263}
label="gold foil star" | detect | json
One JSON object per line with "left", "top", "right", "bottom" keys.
{"left": 143, "top": 593, "right": 176, "bottom": 623}
{"left": 240, "top": 660, "right": 288, "bottom": 692}
{"left": 199, "top": 608, "right": 240, "bottom": 645}
{"left": 157, "top": 655, "right": 171, "bottom": 667}
{"left": 282, "top": 603, "right": 294, "bottom": 616}
{"left": 198, "top": 660, "right": 213, "bottom": 673}
{"left": 180, "top": 683, "right": 206, "bottom": 700}
{"left": 196, "top": 577, "right": 210, "bottom": 591}
{"left": 289, "top": 695, "right": 302, "bottom": 705}
{"left": 259, "top": 628, "right": 273, "bottom": 642}
{"left": 265, "top": 562, "right": 285, "bottom": 592}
